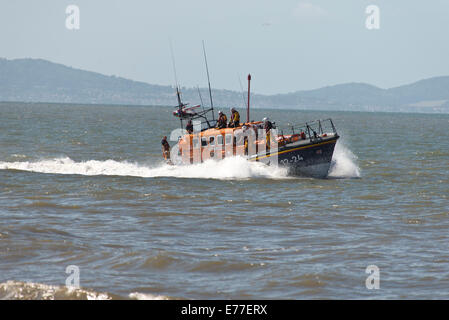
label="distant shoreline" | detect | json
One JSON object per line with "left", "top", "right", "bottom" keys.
{"left": 1, "top": 58, "right": 449, "bottom": 114}
{"left": 2, "top": 100, "right": 448, "bottom": 115}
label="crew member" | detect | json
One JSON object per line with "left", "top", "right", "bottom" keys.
{"left": 216, "top": 111, "right": 227, "bottom": 129}
{"left": 263, "top": 117, "right": 273, "bottom": 151}
{"left": 161, "top": 136, "right": 170, "bottom": 161}
{"left": 242, "top": 126, "right": 249, "bottom": 155}
{"left": 228, "top": 108, "right": 240, "bottom": 128}
{"left": 186, "top": 120, "right": 193, "bottom": 134}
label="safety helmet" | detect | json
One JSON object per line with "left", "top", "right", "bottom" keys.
{"left": 218, "top": 110, "right": 223, "bottom": 114}
{"left": 263, "top": 117, "right": 269, "bottom": 122}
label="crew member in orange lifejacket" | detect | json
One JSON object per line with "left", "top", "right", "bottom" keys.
{"left": 216, "top": 111, "right": 227, "bottom": 129}
{"left": 186, "top": 120, "right": 193, "bottom": 134}
{"left": 161, "top": 136, "right": 170, "bottom": 161}
{"left": 228, "top": 108, "right": 240, "bottom": 128}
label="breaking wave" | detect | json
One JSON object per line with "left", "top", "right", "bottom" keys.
{"left": 0, "top": 280, "right": 170, "bottom": 300}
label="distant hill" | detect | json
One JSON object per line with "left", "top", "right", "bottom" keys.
{"left": 1, "top": 58, "right": 448, "bottom": 113}
{"left": 0, "top": 58, "right": 173, "bottom": 105}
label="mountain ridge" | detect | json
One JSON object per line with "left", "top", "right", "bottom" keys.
{"left": 1, "top": 57, "right": 448, "bottom": 113}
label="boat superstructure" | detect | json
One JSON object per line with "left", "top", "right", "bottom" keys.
{"left": 165, "top": 46, "right": 339, "bottom": 177}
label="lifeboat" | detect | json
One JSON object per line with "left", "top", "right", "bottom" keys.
{"left": 165, "top": 75, "right": 339, "bottom": 178}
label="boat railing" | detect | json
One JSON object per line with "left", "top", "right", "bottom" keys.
{"left": 198, "top": 118, "right": 217, "bottom": 131}
{"left": 282, "top": 118, "right": 338, "bottom": 142}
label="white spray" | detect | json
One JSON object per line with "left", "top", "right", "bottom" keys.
{"left": 0, "top": 156, "right": 289, "bottom": 180}
{"left": 328, "top": 140, "right": 361, "bottom": 178}
{"left": 1, "top": 143, "right": 360, "bottom": 180}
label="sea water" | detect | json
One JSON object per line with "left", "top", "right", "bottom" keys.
{"left": 0, "top": 103, "right": 448, "bottom": 299}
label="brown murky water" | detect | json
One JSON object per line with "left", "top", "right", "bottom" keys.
{"left": 0, "top": 103, "right": 448, "bottom": 299}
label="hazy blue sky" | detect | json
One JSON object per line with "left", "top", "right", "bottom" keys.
{"left": 1, "top": 0, "right": 448, "bottom": 94}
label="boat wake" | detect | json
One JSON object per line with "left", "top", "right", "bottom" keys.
{"left": 0, "top": 143, "right": 360, "bottom": 180}
{"left": 0, "top": 156, "right": 289, "bottom": 180}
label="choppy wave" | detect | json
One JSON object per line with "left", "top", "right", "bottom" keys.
{"left": 0, "top": 143, "right": 360, "bottom": 180}
{"left": 0, "top": 281, "right": 171, "bottom": 300}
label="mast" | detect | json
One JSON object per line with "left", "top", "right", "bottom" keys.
{"left": 247, "top": 74, "right": 251, "bottom": 123}
{"left": 202, "top": 40, "right": 215, "bottom": 122}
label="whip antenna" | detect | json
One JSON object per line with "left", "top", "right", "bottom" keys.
{"left": 197, "top": 86, "right": 205, "bottom": 112}
{"left": 169, "top": 39, "right": 183, "bottom": 128}
{"left": 202, "top": 40, "right": 215, "bottom": 121}
{"left": 238, "top": 74, "right": 247, "bottom": 111}
{"left": 169, "top": 39, "right": 179, "bottom": 90}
